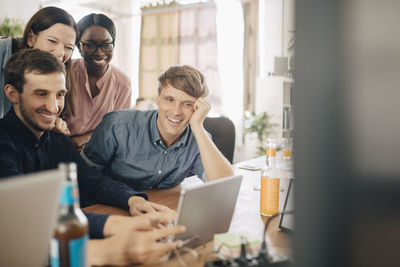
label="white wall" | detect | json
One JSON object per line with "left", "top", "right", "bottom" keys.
{"left": 0, "top": 0, "right": 41, "bottom": 23}
{"left": 256, "top": 0, "right": 295, "bottom": 142}
{"left": 259, "top": 0, "right": 295, "bottom": 76}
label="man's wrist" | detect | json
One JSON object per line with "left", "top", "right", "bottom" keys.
{"left": 88, "top": 239, "right": 110, "bottom": 266}
{"left": 103, "top": 215, "right": 117, "bottom": 237}
{"left": 191, "top": 123, "right": 207, "bottom": 138}
{"left": 190, "top": 121, "right": 206, "bottom": 133}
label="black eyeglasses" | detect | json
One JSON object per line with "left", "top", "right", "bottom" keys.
{"left": 80, "top": 41, "right": 114, "bottom": 52}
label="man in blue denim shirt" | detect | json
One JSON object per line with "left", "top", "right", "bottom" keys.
{"left": 82, "top": 65, "right": 234, "bottom": 211}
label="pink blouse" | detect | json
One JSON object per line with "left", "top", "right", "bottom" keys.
{"left": 66, "top": 58, "right": 132, "bottom": 136}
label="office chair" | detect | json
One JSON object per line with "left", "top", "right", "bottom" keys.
{"left": 203, "top": 116, "right": 236, "bottom": 163}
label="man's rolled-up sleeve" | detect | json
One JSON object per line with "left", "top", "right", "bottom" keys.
{"left": 83, "top": 211, "right": 109, "bottom": 239}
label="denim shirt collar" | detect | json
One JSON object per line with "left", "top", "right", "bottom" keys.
{"left": 149, "top": 110, "right": 189, "bottom": 150}
{"left": 5, "top": 109, "right": 50, "bottom": 147}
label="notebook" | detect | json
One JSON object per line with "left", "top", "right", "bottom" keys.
{"left": 0, "top": 169, "right": 64, "bottom": 267}
{"left": 174, "top": 175, "right": 243, "bottom": 247}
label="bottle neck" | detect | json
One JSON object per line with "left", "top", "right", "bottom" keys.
{"left": 267, "top": 155, "right": 277, "bottom": 166}
{"left": 59, "top": 180, "right": 81, "bottom": 214}
{"left": 59, "top": 203, "right": 80, "bottom": 216}
{"left": 266, "top": 147, "right": 277, "bottom": 166}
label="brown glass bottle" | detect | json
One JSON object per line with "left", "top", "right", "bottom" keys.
{"left": 50, "top": 163, "right": 88, "bottom": 267}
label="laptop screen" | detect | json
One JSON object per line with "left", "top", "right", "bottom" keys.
{"left": 174, "top": 175, "right": 243, "bottom": 247}
{"left": 0, "top": 169, "right": 64, "bottom": 267}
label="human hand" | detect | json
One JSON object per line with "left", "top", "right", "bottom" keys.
{"left": 189, "top": 97, "right": 210, "bottom": 130}
{"left": 103, "top": 212, "right": 176, "bottom": 237}
{"left": 53, "top": 118, "right": 70, "bottom": 136}
{"left": 128, "top": 196, "right": 175, "bottom": 217}
{"left": 89, "top": 222, "right": 186, "bottom": 265}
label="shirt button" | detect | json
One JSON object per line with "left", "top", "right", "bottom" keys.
{"left": 164, "top": 151, "right": 167, "bottom": 154}
{"left": 158, "top": 170, "right": 162, "bottom": 174}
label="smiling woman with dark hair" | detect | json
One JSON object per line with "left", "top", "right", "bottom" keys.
{"left": 0, "top": 6, "right": 78, "bottom": 131}
{"left": 66, "top": 13, "right": 132, "bottom": 152}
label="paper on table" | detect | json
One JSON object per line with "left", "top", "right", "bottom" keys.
{"left": 213, "top": 232, "right": 260, "bottom": 258}
{"left": 180, "top": 175, "right": 204, "bottom": 189}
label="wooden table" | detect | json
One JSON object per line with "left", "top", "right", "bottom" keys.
{"left": 83, "top": 156, "right": 293, "bottom": 266}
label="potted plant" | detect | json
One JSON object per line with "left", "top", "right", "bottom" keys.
{"left": 244, "top": 111, "right": 277, "bottom": 156}
{"left": 0, "top": 17, "right": 24, "bottom": 37}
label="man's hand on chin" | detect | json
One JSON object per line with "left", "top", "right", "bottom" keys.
{"left": 128, "top": 196, "right": 175, "bottom": 218}
{"left": 53, "top": 118, "right": 70, "bottom": 136}
{"left": 189, "top": 97, "right": 210, "bottom": 130}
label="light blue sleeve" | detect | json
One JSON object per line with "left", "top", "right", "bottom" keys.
{"left": 81, "top": 113, "right": 119, "bottom": 169}
{"left": 0, "top": 38, "right": 13, "bottom": 118}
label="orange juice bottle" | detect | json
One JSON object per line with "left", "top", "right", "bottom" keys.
{"left": 282, "top": 149, "right": 292, "bottom": 159}
{"left": 260, "top": 139, "right": 280, "bottom": 216}
{"left": 282, "top": 138, "right": 293, "bottom": 160}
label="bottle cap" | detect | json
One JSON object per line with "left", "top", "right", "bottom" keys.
{"left": 58, "top": 162, "right": 77, "bottom": 180}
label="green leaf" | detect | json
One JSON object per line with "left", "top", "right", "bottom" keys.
{"left": 244, "top": 111, "right": 278, "bottom": 155}
{"left": 0, "top": 17, "right": 24, "bottom": 37}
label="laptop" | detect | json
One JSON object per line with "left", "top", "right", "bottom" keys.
{"left": 0, "top": 169, "right": 64, "bottom": 267}
{"left": 174, "top": 175, "right": 243, "bottom": 247}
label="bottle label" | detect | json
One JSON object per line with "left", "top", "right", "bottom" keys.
{"left": 50, "top": 235, "right": 88, "bottom": 267}
{"left": 69, "top": 235, "right": 88, "bottom": 267}
{"left": 50, "top": 238, "right": 60, "bottom": 267}
{"left": 59, "top": 182, "right": 77, "bottom": 205}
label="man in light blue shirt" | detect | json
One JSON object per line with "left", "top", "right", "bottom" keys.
{"left": 81, "top": 65, "right": 233, "bottom": 212}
